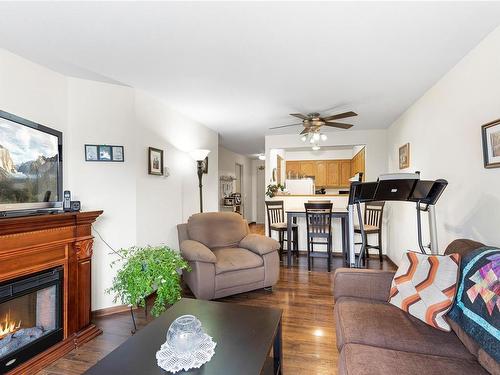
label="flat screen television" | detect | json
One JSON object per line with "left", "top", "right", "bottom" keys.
{"left": 0, "top": 110, "right": 63, "bottom": 215}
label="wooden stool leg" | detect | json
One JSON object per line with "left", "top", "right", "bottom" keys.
{"left": 378, "top": 230, "right": 383, "bottom": 262}
{"left": 327, "top": 234, "right": 332, "bottom": 272}
{"left": 279, "top": 231, "right": 284, "bottom": 257}
{"left": 293, "top": 227, "right": 298, "bottom": 257}
{"left": 307, "top": 236, "right": 311, "bottom": 271}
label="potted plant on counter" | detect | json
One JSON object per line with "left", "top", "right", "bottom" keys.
{"left": 266, "top": 183, "right": 285, "bottom": 198}
{"left": 107, "top": 245, "right": 190, "bottom": 317}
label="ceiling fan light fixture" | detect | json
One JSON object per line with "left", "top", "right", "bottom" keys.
{"left": 312, "top": 145, "right": 321, "bottom": 151}
{"left": 320, "top": 133, "right": 327, "bottom": 141}
{"left": 309, "top": 137, "right": 315, "bottom": 144}
{"left": 301, "top": 135, "right": 307, "bottom": 142}
{"left": 313, "top": 133, "right": 320, "bottom": 141}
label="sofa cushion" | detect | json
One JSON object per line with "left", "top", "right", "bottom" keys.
{"left": 339, "top": 343, "right": 488, "bottom": 375}
{"left": 388, "top": 251, "right": 460, "bottom": 331}
{"left": 335, "top": 297, "right": 475, "bottom": 360}
{"left": 212, "top": 247, "right": 264, "bottom": 274}
{"left": 187, "top": 212, "right": 248, "bottom": 248}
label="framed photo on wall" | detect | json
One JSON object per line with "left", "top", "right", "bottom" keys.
{"left": 148, "top": 147, "right": 164, "bottom": 175}
{"left": 399, "top": 143, "right": 410, "bottom": 169}
{"left": 85, "top": 144, "right": 124, "bottom": 162}
{"left": 482, "top": 119, "right": 500, "bottom": 169}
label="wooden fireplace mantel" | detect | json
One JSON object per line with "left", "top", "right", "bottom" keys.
{"left": 0, "top": 210, "right": 103, "bottom": 374}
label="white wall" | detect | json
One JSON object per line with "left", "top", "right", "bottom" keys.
{"left": 386, "top": 25, "right": 500, "bottom": 263}
{"left": 284, "top": 148, "right": 354, "bottom": 161}
{"left": 0, "top": 49, "right": 219, "bottom": 310}
{"left": 218, "top": 146, "right": 253, "bottom": 220}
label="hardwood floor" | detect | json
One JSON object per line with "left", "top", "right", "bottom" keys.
{"left": 38, "top": 224, "right": 395, "bottom": 375}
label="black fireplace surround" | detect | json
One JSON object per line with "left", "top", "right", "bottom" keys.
{"left": 0, "top": 267, "right": 63, "bottom": 374}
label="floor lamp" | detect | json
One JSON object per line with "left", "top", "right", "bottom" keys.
{"left": 190, "top": 149, "right": 210, "bottom": 213}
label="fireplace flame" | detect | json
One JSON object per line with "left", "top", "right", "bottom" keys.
{"left": 0, "top": 311, "right": 22, "bottom": 339}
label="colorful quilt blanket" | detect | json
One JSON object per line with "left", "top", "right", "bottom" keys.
{"left": 448, "top": 247, "right": 499, "bottom": 362}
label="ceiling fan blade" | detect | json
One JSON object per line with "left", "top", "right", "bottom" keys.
{"left": 300, "top": 128, "right": 310, "bottom": 135}
{"left": 290, "top": 113, "right": 308, "bottom": 120}
{"left": 324, "top": 122, "right": 354, "bottom": 129}
{"left": 322, "top": 111, "right": 358, "bottom": 121}
{"left": 269, "top": 123, "right": 303, "bottom": 130}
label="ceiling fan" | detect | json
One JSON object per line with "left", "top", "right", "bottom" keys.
{"left": 269, "top": 111, "right": 358, "bottom": 135}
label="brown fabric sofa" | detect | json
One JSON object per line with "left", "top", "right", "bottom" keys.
{"left": 177, "top": 212, "right": 280, "bottom": 300}
{"left": 333, "top": 239, "right": 499, "bottom": 375}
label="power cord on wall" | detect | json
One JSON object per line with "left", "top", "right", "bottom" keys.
{"left": 91, "top": 224, "right": 125, "bottom": 260}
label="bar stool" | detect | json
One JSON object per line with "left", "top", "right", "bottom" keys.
{"left": 354, "top": 201, "right": 385, "bottom": 262}
{"left": 304, "top": 202, "right": 333, "bottom": 272}
{"left": 265, "top": 200, "right": 299, "bottom": 260}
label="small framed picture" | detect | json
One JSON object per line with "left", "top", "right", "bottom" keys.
{"left": 148, "top": 147, "right": 164, "bottom": 176}
{"left": 112, "top": 146, "right": 124, "bottom": 162}
{"left": 85, "top": 144, "right": 124, "bottom": 162}
{"left": 482, "top": 119, "right": 500, "bottom": 169}
{"left": 85, "top": 145, "right": 98, "bottom": 161}
{"left": 99, "top": 145, "right": 112, "bottom": 161}
{"left": 399, "top": 143, "right": 410, "bottom": 169}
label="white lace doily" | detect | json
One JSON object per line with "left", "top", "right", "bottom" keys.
{"left": 156, "top": 333, "right": 216, "bottom": 373}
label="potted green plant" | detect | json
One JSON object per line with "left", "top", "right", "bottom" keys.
{"left": 106, "top": 245, "right": 190, "bottom": 317}
{"left": 266, "top": 183, "right": 285, "bottom": 198}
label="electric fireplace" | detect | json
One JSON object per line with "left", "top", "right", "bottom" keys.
{"left": 0, "top": 267, "right": 63, "bottom": 373}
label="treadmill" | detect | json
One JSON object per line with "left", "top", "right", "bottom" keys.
{"left": 347, "top": 172, "right": 448, "bottom": 268}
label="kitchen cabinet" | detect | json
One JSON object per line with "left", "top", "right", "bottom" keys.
{"left": 315, "top": 161, "right": 327, "bottom": 187}
{"left": 326, "top": 161, "right": 340, "bottom": 187}
{"left": 299, "top": 161, "right": 315, "bottom": 177}
{"left": 286, "top": 158, "right": 357, "bottom": 188}
{"left": 340, "top": 160, "right": 352, "bottom": 187}
{"left": 285, "top": 161, "right": 300, "bottom": 178}
{"left": 351, "top": 148, "right": 365, "bottom": 180}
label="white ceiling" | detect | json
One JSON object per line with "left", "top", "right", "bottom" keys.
{"left": 1, "top": 2, "right": 500, "bottom": 155}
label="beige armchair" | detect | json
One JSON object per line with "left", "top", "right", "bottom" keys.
{"left": 177, "top": 212, "right": 280, "bottom": 300}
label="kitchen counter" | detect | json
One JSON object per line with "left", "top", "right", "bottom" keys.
{"left": 271, "top": 193, "right": 348, "bottom": 198}
{"left": 267, "top": 194, "right": 353, "bottom": 253}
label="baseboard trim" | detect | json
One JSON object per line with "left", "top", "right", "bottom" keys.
{"left": 92, "top": 304, "right": 133, "bottom": 318}
{"left": 383, "top": 254, "right": 397, "bottom": 268}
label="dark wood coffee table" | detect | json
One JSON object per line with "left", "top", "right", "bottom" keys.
{"left": 84, "top": 298, "right": 283, "bottom": 375}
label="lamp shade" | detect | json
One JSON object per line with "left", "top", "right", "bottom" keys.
{"left": 190, "top": 149, "right": 210, "bottom": 161}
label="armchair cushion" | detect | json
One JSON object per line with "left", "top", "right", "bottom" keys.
{"left": 212, "top": 247, "right": 263, "bottom": 274}
{"left": 333, "top": 268, "right": 396, "bottom": 302}
{"left": 239, "top": 234, "right": 280, "bottom": 256}
{"left": 187, "top": 212, "right": 248, "bottom": 248}
{"left": 180, "top": 240, "right": 216, "bottom": 263}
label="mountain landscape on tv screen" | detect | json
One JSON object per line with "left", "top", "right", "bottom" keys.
{"left": 0, "top": 120, "right": 59, "bottom": 205}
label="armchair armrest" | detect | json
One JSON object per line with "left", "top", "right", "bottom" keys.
{"left": 180, "top": 240, "right": 217, "bottom": 263}
{"left": 333, "top": 268, "right": 396, "bottom": 302}
{"left": 239, "top": 234, "right": 280, "bottom": 256}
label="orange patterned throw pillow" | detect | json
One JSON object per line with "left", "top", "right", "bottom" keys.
{"left": 389, "top": 251, "right": 461, "bottom": 331}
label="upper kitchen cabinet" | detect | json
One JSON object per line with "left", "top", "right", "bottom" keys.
{"left": 286, "top": 161, "right": 300, "bottom": 178}
{"left": 299, "top": 161, "right": 315, "bottom": 177}
{"left": 340, "top": 160, "right": 352, "bottom": 187}
{"left": 351, "top": 147, "right": 365, "bottom": 180}
{"left": 326, "top": 160, "right": 340, "bottom": 187}
{"left": 315, "top": 161, "right": 327, "bottom": 187}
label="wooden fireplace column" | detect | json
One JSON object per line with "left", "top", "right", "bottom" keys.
{"left": 0, "top": 210, "right": 103, "bottom": 375}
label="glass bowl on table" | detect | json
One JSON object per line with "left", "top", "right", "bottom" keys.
{"left": 166, "top": 315, "right": 205, "bottom": 355}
